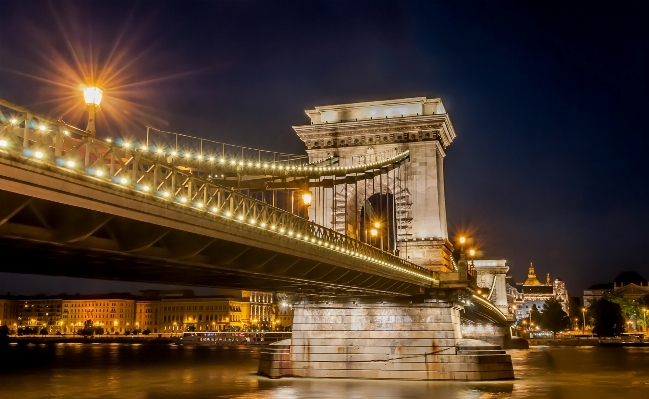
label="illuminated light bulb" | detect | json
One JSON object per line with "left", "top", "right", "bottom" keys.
{"left": 247, "top": 162, "right": 252, "bottom": 167}
{"left": 271, "top": 225, "right": 277, "bottom": 230}
{"left": 143, "top": 185, "right": 150, "bottom": 192}
{"left": 141, "top": 145, "right": 148, "bottom": 152}
{"left": 211, "top": 207, "right": 218, "bottom": 212}
{"left": 83, "top": 87, "right": 103, "bottom": 106}
{"left": 95, "top": 170, "right": 104, "bottom": 177}
{"left": 279, "top": 165, "right": 284, "bottom": 170}
{"left": 209, "top": 157, "right": 215, "bottom": 162}
{"left": 296, "top": 233, "right": 302, "bottom": 238}
{"left": 171, "top": 151, "right": 177, "bottom": 156}
{"left": 0, "top": 140, "right": 7, "bottom": 147}
{"left": 230, "top": 160, "right": 236, "bottom": 165}
{"left": 263, "top": 163, "right": 268, "bottom": 168}
{"left": 311, "top": 238, "right": 316, "bottom": 242}
{"left": 255, "top": 163, "right": 260, "bottom": 167}
{"left": 64, "top": 130, "right": 70, "bottom": 135}
{"left": 237, "top": 215, "right": 244, "bottom": 221}
{"left": 10, "top": 119, "right": 17, "bottom": 124}
{"left": 123, "top": 142, "right": 130, "bottom": 148}
{"left": 260, "top": 222, "right": 266, "bottom": 227}
{"left": 120, "top": 178, "right": 128, "bottom": 184}
{"left": 185, "top": 153, "right": 191, "bottom": 159}
{"left": 249, "top": 219, "right": 256, "bottom": 224}
{"left": 272, "top": 165, "right": 276, "bottom": 169}
{"left": 39, "top": 125, "right": 46, "bottom": 131}
{"left": 180, "top": 197, "right": 187, "bottom": 203}
{"left": 225, "top": 211, "right": 232, "bottom": 217}
{"left": 34, "top": 151, "right": 43, "bottom": 159}
{"left": 238, "top": 161, "right": 243, "bottom": 166}
{"left": 318, "top": 241, "right": 322, "bottom": 245}
{"left": 220, "top": 158, "right": 225, "bottom": 163}
{"left": 196, "top": 202, "right": 203, "bottom": 208}
{"left": 66, "top": 160, "right": 75, "bottom": 168}
{"left": 279, "top": 228, "right": 285, "bottom": 233}
{"left": 288, "top": 231, "right": 294, "bottom": 236}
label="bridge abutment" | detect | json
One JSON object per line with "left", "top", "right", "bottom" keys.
{"left": 259, "top": 297, "right": 514, "bottom": 380}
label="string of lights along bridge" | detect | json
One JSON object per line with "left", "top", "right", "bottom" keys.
{"left": 0, "top": 87, "right": 438, "bottom": 285}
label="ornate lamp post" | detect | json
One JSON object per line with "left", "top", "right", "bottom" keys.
{"left": 83, "top": 87, "right": 103, "bottom": 136}
{"left": 581, "top": 307, "right": 587, "bottom": 335}
{"left": 301, "top": 190, "right": 312, "bottom": 218}
{"left": 469, "top": 249, "right": 476, "bottom": 275}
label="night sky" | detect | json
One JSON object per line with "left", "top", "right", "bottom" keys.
{"left": 1, "top": 1, "right": 648, "bottom": 297}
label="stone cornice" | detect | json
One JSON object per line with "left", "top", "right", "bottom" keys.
{"left": 293, "top": 113, "right": 456, "bottom": 150}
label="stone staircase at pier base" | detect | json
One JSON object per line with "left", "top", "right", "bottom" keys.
{"left": 258, "top": 299, "right": 514, "bottom": 381}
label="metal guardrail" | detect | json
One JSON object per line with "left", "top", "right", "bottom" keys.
{"left": 0, "top": 98, "right": 437, "bottom": 285}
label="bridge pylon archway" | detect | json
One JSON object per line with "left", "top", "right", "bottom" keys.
{"left": 294, "top": 97, "right": 456, "bottom": 273}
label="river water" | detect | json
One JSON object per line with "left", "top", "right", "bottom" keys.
{"left": 0, "top": 343, "right": 648, "bottom": 399}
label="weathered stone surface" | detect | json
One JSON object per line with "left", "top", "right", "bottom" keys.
{"left": 259, "top": 300, "right": 514, "bottom": 381}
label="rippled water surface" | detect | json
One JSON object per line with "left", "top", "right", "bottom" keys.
{"left": 1, "top": 343, "right": 648, "bottom": 398}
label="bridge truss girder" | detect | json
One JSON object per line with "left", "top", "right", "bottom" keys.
{"left": 0, "top": 183, "right": 421, "bottom": 296}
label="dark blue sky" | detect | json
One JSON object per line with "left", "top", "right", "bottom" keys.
{"left": 1, "top": 0, "right": 648, "bottom": 296}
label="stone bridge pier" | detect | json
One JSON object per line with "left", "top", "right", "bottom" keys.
{"left": 259, "top": 294, "right": 514, "bottom": 380}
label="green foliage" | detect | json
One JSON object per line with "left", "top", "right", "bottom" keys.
{"left": 39, "top": 328, "right": 48, "bottom": 335}
{"left": 124, "top": 330, "right": 131, "bottom": 336}
{"left": 540, "top": 298, "right": 569, "bottom": 334}
{"left": 603, "top": 292, "right": 649, "bottom": 330}
{"left": 588, "top": 298, "right": 625, "bottom": 336}
{"left": 94, "top": 327, "right": 104, "bottom": 336}
{"left": 142, "top": 329, "right": 151, "bottom": 335}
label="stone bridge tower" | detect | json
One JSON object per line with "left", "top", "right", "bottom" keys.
{"left": 293, "top": 97, "right": 456, "bottom": 273}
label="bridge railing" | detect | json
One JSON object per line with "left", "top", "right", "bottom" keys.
{"left": 0, "top": 99, "right": 437, "bottom": 285}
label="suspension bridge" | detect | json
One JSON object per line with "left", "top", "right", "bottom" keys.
{"left": 0, "top": 95, "right": 514, "bottom": 380}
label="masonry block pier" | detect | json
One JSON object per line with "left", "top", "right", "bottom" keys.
{"left": 259, "top": 296, "right": 514, "bottom": 380}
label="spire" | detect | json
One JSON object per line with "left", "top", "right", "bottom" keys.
{"left": 546, "top": 273, "right": 551, "bottom": 285}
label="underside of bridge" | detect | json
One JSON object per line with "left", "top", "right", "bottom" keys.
{"left": 0, "top": 187, "right": 424, "bottom": 297}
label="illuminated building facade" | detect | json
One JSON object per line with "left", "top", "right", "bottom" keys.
{"left": 508, "top": 263, "right": 570, "bottom": 320}
{"left": 62, "top": 297, "right": 136, "bottom": 334}
{"left": 0, "top": 298, "right": 18, "bottom": 330}
{"left": 2, "top": 290, "right": 279, "bottom": 334}
{"left": 158, "top": 296, "right": 246, "bottom": 334}
{"left": 244, "top": 291, "right": 273, "bottom": 329}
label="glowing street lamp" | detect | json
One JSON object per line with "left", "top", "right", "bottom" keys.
{"left": 83, "top": 86, "right": 103, "bottom": 136}
{"left": 301, "top": 191, "right": 312, "bottom": 206}
{"left": 581, "top": 307, "right": 587, "bottom": 335}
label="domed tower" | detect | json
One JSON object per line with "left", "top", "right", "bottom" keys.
{"left": 523, "top": 263, "right": 542, "bottom": 286}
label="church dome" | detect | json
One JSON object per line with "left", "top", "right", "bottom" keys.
{"left": 523, "top": 263, "right": 543, "bottom": 286}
